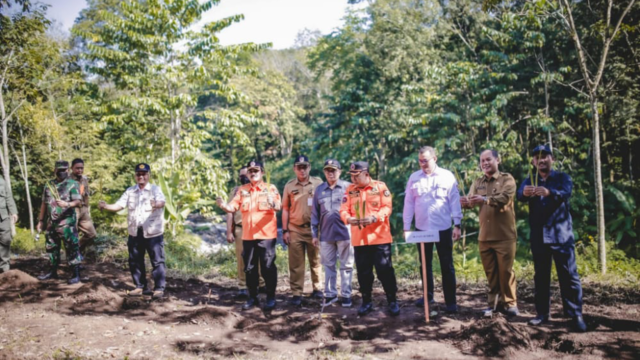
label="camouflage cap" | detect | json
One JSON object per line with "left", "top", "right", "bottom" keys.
{"left": 55, "top": 160, "right": 69, "bottom": 170}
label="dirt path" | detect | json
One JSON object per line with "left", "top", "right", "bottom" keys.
{"left": 0, "top": 258, "right": 638, "bottom": 359}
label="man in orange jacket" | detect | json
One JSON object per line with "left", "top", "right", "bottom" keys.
{"left": 217, "top": 160, "right": 281, "bottom": 311}
{"left": 340, "top": 161, "right": 399, "bottom": 316}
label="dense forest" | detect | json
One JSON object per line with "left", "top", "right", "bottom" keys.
{"left": 1, "top": 0, "right": 639, "bottom": 275}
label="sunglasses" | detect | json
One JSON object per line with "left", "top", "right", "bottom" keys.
{"left": 248, "top": 169, "right": 260, "bottom": 174}
{"left": 418, "top": 158, "right": 434, "bottom": 164}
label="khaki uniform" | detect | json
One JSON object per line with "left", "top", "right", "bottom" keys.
{"left": 468, "top": 171, "right": 518, "bottom": 308}
{"left": 73, "top": 174, "right": 97, "bottom": 252}
{"left": 229, "top": 188, "right": 264, "bottom": 288}
{"left": 0, "top": 176, "right": 17, "bottom": 272}
{"left": 282, "top": 176, "right": 323, "bottom": 296}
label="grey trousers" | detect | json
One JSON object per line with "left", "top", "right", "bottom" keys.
{"left": 320, "top": 240, "right": 354, "bottom": 298}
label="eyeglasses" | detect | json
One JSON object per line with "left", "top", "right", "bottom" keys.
{"left": 248, "top": 169, "right": 260, "bottom": 174}
{"left": 135, "top": 173, "right": 148, "bottom": 177}
{"left": 418, "top": 158, "right": 434, "bottom": 164}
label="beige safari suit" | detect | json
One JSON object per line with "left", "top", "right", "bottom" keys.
{"left": 73, "top": 174, "right": 97, "bottom": 252}
{"left": 282, "top": 176, "right": 323, "bottom": 296}
{"left": 468, "top": 171, "right": 518, "bottom": 308}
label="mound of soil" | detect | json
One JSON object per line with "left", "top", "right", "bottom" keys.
{"left": 450, "top": 314, "right": 533, "bottom": 357}
{"left": 177, "top": 306, "right": 230, "bottom": 325}
{"left": 0, "top": 269, "right": 39, "bottom": 290}
{"left": 69, "top": 280, "right": 123, "bottom": 312}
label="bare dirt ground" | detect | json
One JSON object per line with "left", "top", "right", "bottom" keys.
{"left": 1, "top": 258, "right": 638, "bottom": 360}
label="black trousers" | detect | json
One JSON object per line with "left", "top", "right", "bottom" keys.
{"left": 416, "top": 228, "right": 457, "bottom": 306}
{"left": 242, "top": 239, "right": 278, "bottom": 299}
{"left": 354, "top": 243, "right": 398, "bottom": 303}
{"left": 530, "top": 239, "right": 583, "bottom": 317}
{"left": 127, "top": 228, "right": 166, "bottom": 291}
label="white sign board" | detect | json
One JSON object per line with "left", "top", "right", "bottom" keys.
{"left": 404, "top": 230, "right": 440, "bottom": 243}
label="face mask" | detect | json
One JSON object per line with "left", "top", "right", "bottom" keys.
{"left": 57, "top": 171, "right": 68, "bottom": 180}
{"left": 239, "top": 175, "right": 250, "bottom": 185}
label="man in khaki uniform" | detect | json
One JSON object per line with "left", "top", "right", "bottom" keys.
{"left": 71, "top": 159, "right": 97, "bottom": 255}
{"left": 282, "top": 155, "right": 323, "bottom": 306}
{"left": 0, "top": 175, "right": 18, "bottom": 273}
{"left": 461, "top": 149, "right": 519, "bottom": 317}
{"left": 226, "top": 166, "right": 264, "bottom": 298}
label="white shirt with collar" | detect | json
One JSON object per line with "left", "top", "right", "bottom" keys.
{"left": 115, "top": 184, "right": 166, "bottom": 238}
{"left": 403, "top": 166, "right": 463, "bottom": 231}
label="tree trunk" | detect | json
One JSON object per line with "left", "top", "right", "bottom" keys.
{"left": 17, "top": 124, "right": 34, "bottom": 234}
{"left": 590, "top": 96, "right": 607, "bottom": 274}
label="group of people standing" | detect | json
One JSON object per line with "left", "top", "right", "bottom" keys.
{"left": 0, "top": 143, "right": 586, "bottom": 332}
{"left": 216, "top": 144, "right": 586, "bottom": 332}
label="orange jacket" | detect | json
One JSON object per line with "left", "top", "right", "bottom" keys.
{"left": 339, "top": 180, "right": 393, "bottom": 247}
{"left": 229, "top": 181, "right": 281, "bottom": 240}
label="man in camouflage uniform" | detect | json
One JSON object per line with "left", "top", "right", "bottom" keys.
{"left": 70, "top": 158, "right": 97, "bottom": 256}
{"left": 37, "top": 160, "right": 83, "bottom": 284}
{"left": 0, "top": 175, "right": 18, "bottom": 273}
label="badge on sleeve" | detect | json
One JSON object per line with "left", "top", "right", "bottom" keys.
{"left": 383, "top": 190, "right": 391, "bottom": 197}
{"left": 342, "top": 196, "right": 348, "bottom": 203}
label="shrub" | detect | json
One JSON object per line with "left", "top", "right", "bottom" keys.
{"left": 11, "top": 227, "right": 45, "bottom": 254}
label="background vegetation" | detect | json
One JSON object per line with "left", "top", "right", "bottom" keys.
{"left": 1, "top": 0, "right": 638, "bottom": 284}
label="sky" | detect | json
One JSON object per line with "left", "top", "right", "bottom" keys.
{"left": 42, "top": 0, "right": 364, "bottom": 49}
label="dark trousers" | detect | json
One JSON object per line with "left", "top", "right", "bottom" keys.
{"left": 417, "top": 228, "right": 457, "bottom": 306}
{"left": 242, "top": 239, "right": 278, "bottom": 299}
{"left": 127, "top": 228, "right": 166, "bottom": 291}
{"left": 354, "top": 243, "right": 398, "bottom": 303}
{"left": 530, "top": 240, "right": 583, "bottom": 317}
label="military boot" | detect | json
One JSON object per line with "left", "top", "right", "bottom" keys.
{"left": 38, "top": 267, "right": 59, "bottom": 280}
{"left": 67, "top": 265, "right": 81, "bottom": 284}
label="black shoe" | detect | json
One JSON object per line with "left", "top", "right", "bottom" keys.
{"left": 358, "top": 302, "right": 373, "bottom": 316}
{"left": 415, "top": 297, "right": 435, "bottom": 307}
{"left": 38, "top": 268, "right": 59, "bottom": 280}
{"left": 311, "top": 290, "right": 323, "bottom": 299}
{"left": 142, "top": 289, "right": 154, "bottom": 296}
{"left": 289, "top": 295, "right": 302, "bottom": 306}
{"left": 444, "top": 304, "right": 458, "bottom": 314}
{"left": 242, "top": 297, "right": 259, "bottom": 310}
{"left": 235, "top": 289, "right": 249, "bottom": 299}
{"left": 258, "top": 286, "right": 267, "bottom": 294}
{"left": 67, "top": 266, "right": 81, "bottom": 285}
{"left": 264, "top": 298, "right": 276, "bottom": 311}
{"left": 572, "top": 316, "right": 587, "bottom": 332}
{"left": 388, "top": 302, "right": 400, "bottom": 316}
{"left": 529, "top": 314, "right": 550, "bottom": 326}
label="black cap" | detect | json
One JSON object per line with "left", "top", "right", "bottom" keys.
{"left": 348, "top": 161, "right": 369, "bottom": 174}
{"left": 531, "top": 145, "right": 552, "bottom": 156}
{"left": 246, "top": 160, "right": 263, "bottom": 171}
{"left": 135, "top": 163, "right": 150, "bottom": 172}
{"left": 55, "top": 160, "right": 69, "bottom": 170}
{"left": 294, "top": 155, "right": 310, "bottom": 166}
{"left": 323, "top": 159, "right": 341, "bottom": 170}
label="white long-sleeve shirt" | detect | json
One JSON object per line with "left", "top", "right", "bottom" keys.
{"left": 403, "top": 166, "right": 462, "bottom": 231}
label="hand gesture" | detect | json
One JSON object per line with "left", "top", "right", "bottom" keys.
{"left": 533, "top": 186, "right": 550, "bottom": 197}
{"left": 347, "top": 217, "right": 360, "bottom": 226}
{"left": 523, "top": 185, "right": 535, "bottom": 197}
{"left": 359, "top": 216, "right": 374, "bottom": 227}
{"left": 469, "top": 195, "right": 485, "bottom": 206}
{"left": 55, "top": 200, "right": 68, "bottom": 208}
{"left": 460, "top": 196, "right": 470, "bottom": 207}
{"left": 452, "top": 226, "right": 461, "bottom": 241}
{"left": 98, "top": 200, "right": 106, "bottom": 210}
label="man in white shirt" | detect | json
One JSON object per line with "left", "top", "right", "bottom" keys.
{"left": 403, "top": 146, "right": 462, "bottom": 313}
{"left": 99, "top": 163, "right": 166, "bottom": 298}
